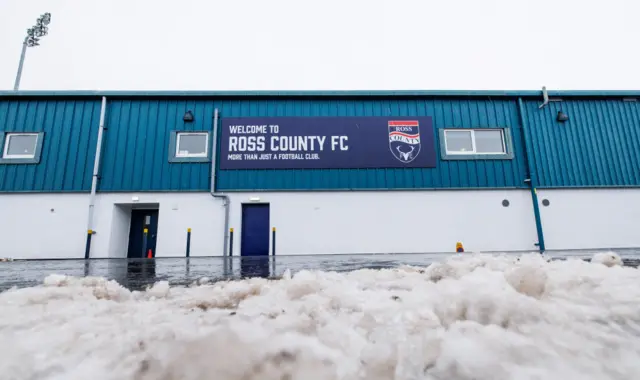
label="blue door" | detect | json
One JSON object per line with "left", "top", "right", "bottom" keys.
{"left": 127, "top": 209, "right": 159, "bottom": 258}
{"left": 241, "top": 203, "right": 270, "bottom": 257}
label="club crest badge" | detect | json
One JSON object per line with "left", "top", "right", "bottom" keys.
{"left": 388, "top": 120, "right": 421, "bottom": 163}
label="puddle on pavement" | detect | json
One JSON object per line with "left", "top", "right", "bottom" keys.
{"left": 1, "top": 251, "right": 639, "bottom": 291}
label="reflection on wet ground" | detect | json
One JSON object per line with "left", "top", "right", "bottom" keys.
{"left": 1, "top": 250, "right": 639, "bottom": 291}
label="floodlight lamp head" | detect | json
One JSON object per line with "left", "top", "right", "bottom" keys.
{"left": 40, "top": 13, "right": 52, "bottom": 25}
{"left": 27, "top": 37, "right": 40, "bottom": 47}
{"left": 35, "top": 27, "right": 48, "bottom": 37}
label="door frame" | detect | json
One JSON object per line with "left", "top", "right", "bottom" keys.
{"left": 126, "top": 205, "right": 160, "bottom": 259}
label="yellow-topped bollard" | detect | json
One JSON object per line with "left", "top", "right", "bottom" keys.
{"left": 456, "top": 242, "right": 464, "bottom": 253}
{"left": 186, "top": 227, "right": 192, "bottom": 257}
{"left": 272, "top": 226, "right": 277, "bottom": 256}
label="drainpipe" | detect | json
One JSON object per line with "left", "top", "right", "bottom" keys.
{"left": 85, "top": 96, "right": 107, "bottom": 259}
{"left": 517, "top": 97, "right": 546, "bottom": 252}
{"left": 210, "top": 108, "right": 231, "bottom": 256}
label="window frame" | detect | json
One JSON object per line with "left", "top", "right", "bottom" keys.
{"left": 168, "top": 130, "right": 211, "bottom": 163}
{"left": 0, "top": 131, "right": 45, "bottom": 164}
{"left": 439, "top": 128, "right": 514, "bottom": 160}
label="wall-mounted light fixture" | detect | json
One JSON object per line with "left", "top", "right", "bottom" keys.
{"left": 249, "top": 197, "right": 260, "bottom": 202}
{"left": 183, "top": 110, "right": 194, "bottom": 122}
{"left": 556, "top": 111, "right": 569, "bottom": 122}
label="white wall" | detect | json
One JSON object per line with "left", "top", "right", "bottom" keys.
{"left": 226, "top": 190, "right": 539, "bottom": 255}
{"left": 0, "top": 190, "right": 540, "bottom": 259}
{"left": 0, "top": 193, "right": 225, "bottom": 259}
{"left": 107, "top": 204, "right": 131, "bottom": 257}
{"left": 0, "top": 194, "right": 88, "bottom": 259}
{"left": 538, "top": 189, "right": 640, "bottom": 250}
{"left": 91, "top": 193, "right": 224, "bottom": 258}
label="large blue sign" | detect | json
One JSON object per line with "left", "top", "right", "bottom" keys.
{"left": 219, "top": 116, "right": 436, "bottom": 169}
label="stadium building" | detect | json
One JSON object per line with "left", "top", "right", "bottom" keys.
{"left": 0, "top": 89, "right": 638, "bottom": 259}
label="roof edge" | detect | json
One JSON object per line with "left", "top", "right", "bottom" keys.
{"left": 1, "top": 89, "right": 640, "bottom": 98}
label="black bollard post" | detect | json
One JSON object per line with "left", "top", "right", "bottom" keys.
{"left": 272, "top": 227, "right": 276, "bottom": 256}
{"left": 142, "top": 228, "right": 149, "bottom": 258}
{"left": 84, "top": 230, "right": 93, "bottom": 260}
{"left": 229, "top": 228, "right": 234, "bottom": 256}
{"left": 271, "top": 227, "right": 276, "bottom": 277}
{"left": 186, "top": 228, "right": 191, "bottom": 257}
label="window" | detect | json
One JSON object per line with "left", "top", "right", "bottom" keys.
{"left": 169, "top": 131, "right": 211, "bottom": 163}
{"left": 0, "top": 132, "right": 45, "bottom": 164}
{"left": 3, "top": 133, "right": 39, "bottom": 159}
{"left": 445, "top": 129, "right": 505, "bottom": 154}
{"left": 176, "top": 132, "right": 208, "bottom": 158}
{"left": 439, "top": 128, "right": 513, "bottom": 160}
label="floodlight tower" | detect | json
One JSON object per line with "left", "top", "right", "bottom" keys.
{"left": 13, "top": 12, "right": 52, "bottom": 90}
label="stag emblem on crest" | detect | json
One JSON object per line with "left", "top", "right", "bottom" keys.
{"left": 388, "top": 120, "right": 421, "bottom": 163}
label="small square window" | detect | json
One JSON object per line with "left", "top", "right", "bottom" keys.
{"left": 3, "top": 133, "right": 39, "bottom": 159}
{"left": 0, "top": 132, "right": 44, "bottom": 164}
{"left": 169, "top": 131, "right": 211, "bottom": 163}
{"left": 440, "top": 128, "right": 512, "bottom": 160}
{"left": 176, "top": 132, "right": 208, "bottom": 158}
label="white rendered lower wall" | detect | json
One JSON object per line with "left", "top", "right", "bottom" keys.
{"left": 0, "top": 194, "right": 88, "bottom": 259}
{"left": 0, "top": 190, "right": 539, "bottom": 259}
{"left": 537, "top": 189, "right": 640, "bottom": 250}
{"left": 0, "top": 193, "right": 225, "bottom": 259}
{"left": 91, "top": 193, "right": 225, "bottom": 258}
{"left": 227, "top": 190, "right": 538, "bottom": 255}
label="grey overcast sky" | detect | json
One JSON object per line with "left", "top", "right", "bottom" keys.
{"left": 0, "top": 0, "right": 638, "bottom": 91}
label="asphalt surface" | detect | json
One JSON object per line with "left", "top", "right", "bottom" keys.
{"left": 1, "top": 251, "right": 639, "bottom": 291}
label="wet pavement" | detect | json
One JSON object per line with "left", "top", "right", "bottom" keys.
{"left": 1, "top": 250, "right": 639, "bottom": 291}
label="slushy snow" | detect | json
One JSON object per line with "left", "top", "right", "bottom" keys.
{"left": 1, "top": 252, "right": 639, "bottom": 380}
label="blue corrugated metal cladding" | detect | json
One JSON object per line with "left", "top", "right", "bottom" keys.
{"left": 20, "top": 97, "right": 528, "bottom": 192}
{"left": 214, "top": 98, "right": 527, "bottom": 191}
{"left": 2, "top": 92, "right": 639, "bottom": 193}
{"left": 522, "top": 98, "right": 640, "bottom": 187}
{"left": 0, "top": 98, "right": 101, "bottom": 192}
{"left": 96, "top": 98, "right": 528, "bottom": 191}
{"left": 99, "top": 100, "right": 215, "bottom": 191}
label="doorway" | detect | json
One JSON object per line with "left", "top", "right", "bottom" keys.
{"left": 241, "top": 203, "right": 270, "bottom": 256}
{"left": 127, "top": 209, "right": 159, "bottom": 258}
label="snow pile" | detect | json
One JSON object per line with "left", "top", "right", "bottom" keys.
{"left": 1, "top": 253, "right": 639, "bottom": 380}
{"left": 591, "top": 251, "right": 624, "bottom": 267}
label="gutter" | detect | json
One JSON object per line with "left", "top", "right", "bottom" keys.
{"left": 210, "top": 108, "right": 231, "bottom": 256}
{"left": 85, "top": 96, "right": 107, "bottom": 259}
{"left": 517, "top": 97, "right": 546, "bottom": 252}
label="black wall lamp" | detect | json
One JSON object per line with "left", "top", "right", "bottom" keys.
{"left": 183, "top": 110, "right": 194, "bottom": 122}
{"left": 557, "top": 110, "right": 569, "bottom": 122}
